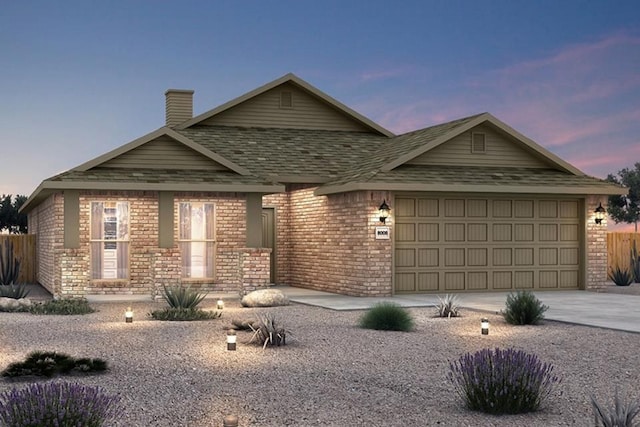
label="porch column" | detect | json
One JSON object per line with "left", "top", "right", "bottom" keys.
{"left": 246, "top": 193, "right": 263, "bottom": 247}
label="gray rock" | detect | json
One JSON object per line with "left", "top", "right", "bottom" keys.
{"left": 0, "top": 297, "right": 31, "bottom": 310}
{"left": 241, "top": 289, "right": 289, "bottom": 307}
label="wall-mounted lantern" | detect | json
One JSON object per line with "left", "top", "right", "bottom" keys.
{"left": 379, "top": 200, "right": 390, "bottom": 224}
{"left": 217, "top": 299, "right": 225, "bottom": 310}
{"left": 226, "top": 330, "right": 237, "bottom": 351}
{"left": 481, "top": 318, "right": 489, "bottom": 335}
{"left": 125, "top": 307, "right": 133, "bottom": 323}
{"left": 594, "top": 203, "right": 606, "bottom": 224}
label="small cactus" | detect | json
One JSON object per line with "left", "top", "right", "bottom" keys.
{"left": 0, "top": 240, "right": 21, "bottom": 286}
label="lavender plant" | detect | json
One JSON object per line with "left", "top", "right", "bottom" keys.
{"left": 0, "top": 381, "right": 121, "bottom": 427}
{"left": 447, "top": 347, "right": 561, "bottom": 414}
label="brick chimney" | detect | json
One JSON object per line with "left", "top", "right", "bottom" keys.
{"left": 165, "top": 89, "right": 194, "bottom": 127}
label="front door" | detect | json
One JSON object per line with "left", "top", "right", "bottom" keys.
{"left": 261, "top": 208, "right": 276, "bottom": 283}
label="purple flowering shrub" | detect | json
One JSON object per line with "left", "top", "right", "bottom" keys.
{"left": 0, "top": 381, "right": 121, "bottom": 427}
{"left": 448, "top": 347, "right": 561, "bottom": 414}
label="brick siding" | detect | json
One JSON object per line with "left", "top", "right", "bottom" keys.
{"left": 586, "top": 195, "right": 609, "bottom": 290}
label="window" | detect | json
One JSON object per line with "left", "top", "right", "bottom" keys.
{"left": 179, "top": 202, "right": 216, "bottom": 278}
{"left": 471, "top": 132, "right": 486, "bottom": 153}
{"left": 90, "top": 202, "right": 129, "bottom": 279}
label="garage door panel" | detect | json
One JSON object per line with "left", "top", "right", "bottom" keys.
{"left": 395, "top": 196, "right": 581, "bottom": 293}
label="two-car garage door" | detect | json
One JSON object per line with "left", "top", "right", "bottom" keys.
{"left": 394, "top": 195, "right": 582, "bottom": 293}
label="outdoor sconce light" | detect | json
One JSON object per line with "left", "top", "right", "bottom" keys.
{"left": 594, "top": 203, "right": 606, "bottom": 224}
{"left": 125, "top": 307, "right": 133, "bottom": 323}
{"left": 217, "top": 299, "right": 224, "bottom": 310}
{"left": 223, "top": 415, "right": 239, "bottom": 427}
{"left": 226, "top": 330, "right": 237, "bottom": 351}
{"left": 379, "top": 199, "right": 390, "bottom": 224}
{"left": 481, "top": 318, "right": 489, "bottom": 335}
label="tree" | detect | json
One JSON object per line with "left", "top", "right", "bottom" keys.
{"left": 606, "top": 162, "right": 640, "bottom": 232}
{"left": 0, "top": 194, "right": 28, "bottom": 234}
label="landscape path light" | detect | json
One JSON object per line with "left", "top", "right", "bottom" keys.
{"left": 125, "top": 307, "right": 133, "bottom": 323}
{"left": 226, "top": 330, "right": 237, "bottom": 351}
{"left": 481, "top": 318, "right": 489, "bottom": 335}
{"left": 223, "top": 415, "right": 238, "bottom": 427}
{"left": 217, "top": 299, "right": 224, "bottom": 310}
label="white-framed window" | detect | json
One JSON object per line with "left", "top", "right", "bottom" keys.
{"left": 179, "top": 202, "right": 216, "bottom": 278}
{"left": 90, "top": 201, "right": 129, "bottom": 279}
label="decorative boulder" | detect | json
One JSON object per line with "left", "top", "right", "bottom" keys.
{"left": 0, "top": 297, "right": 32, "bottom": 311}
{"left": 241, "top": 289, "right": 289, "bottom": 307}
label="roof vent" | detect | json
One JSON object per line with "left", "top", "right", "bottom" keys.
{"left": 165, "top": 89, "right": 194, "bottom": 127}
{"left": 472, "top": 132, "right": 486, "bottom": 153}
{"left": 280, "top": 91, "right": 293, "bottom": 109}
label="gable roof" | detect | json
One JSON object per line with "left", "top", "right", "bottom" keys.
{"left": 177, "top": 73, "right": 394, "bottom": 137}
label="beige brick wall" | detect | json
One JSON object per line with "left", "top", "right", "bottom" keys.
{"left": 27, "top": 193, "right": 63, "bottom": 295}
{"left": 586, "top": 195, "right": 609, "bottom": 290}
{"left": 263, "top": 192, "right": 291, "bottom": 284}
{"left": 286, "top": 187, "right": 393, "bottom": 296}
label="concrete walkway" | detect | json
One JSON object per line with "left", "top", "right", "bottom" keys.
{"left": 276, "top": 286, "right": 640, "bottom": 334}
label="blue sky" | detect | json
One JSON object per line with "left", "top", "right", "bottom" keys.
{"left": 1, "top": 1, "right": 639, "bottom": 227}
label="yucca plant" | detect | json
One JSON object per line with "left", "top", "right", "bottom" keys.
{"left": 591, "top": 389, "right": 640, "bottom": 427}
{"left": 162, "top": 285, "right": 207, "bottom": 309}
{"left": 359, "top": 302, "right": 415, "bottom": 331}
{"left": 0, "top": 239, "right": 20, "bottom": 286}
{"left": 503, "top": 290, "right": 548, "bottom": 325}
{"left": 248, "top": 312, "right": 289, "bottom": 349}
{"left": 0, "top": 283, "right": 30, "bottom": 299}
{"left": 448, "top": 347, "right": 561, "bottom": 414}
{"left": 435, "top": 294, "right": 461, "bottom": 318}
{"left": 609, "top": 265, "right": 634, "bottom": 287}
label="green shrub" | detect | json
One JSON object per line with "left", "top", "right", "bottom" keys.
{"left": 248, "top": 313, "right": 289, "bottom": 349}
{"left": 448, "top": 347, "right": 561, "bottom": 415}
{"left": 149, "top": 307, "right": 221, "bottom": 321}
{"left": 359, "top": 302, "right": 415, "bottom": 331}
{"left": 29, "top": 298, "right": 95, "bottom": 315}
{"left": 162, "top": 285, "right": 207, "bottom": 309}
{"left": 591, "top": 389, "right": 640, "bottom": 427}
{"left": 0, "top": 283, "right": 30, "bottom": 299}
{"left": 435, "top": 294, "right": 461, "bottom": 318}
{"left": 0, "top": 381, "right": 121, "bottom": 427}
{"left": 0, "top": 240, "right": 20, "bottom": 287}
{"left": 503, "top": 291, "right": 548, "bottom": 325}
{"left": 1, "top": 351, "right": 108, "bottom": 378}
{"left": 609, "top": 265, "right": 634, "bottom": 287}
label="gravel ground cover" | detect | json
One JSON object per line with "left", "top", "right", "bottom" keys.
{"left": 1, "top": 299, "right": 639, "bottom": 426}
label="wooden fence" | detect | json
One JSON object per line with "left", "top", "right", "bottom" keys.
{"left": 0, "top": 234, "right": 36, "bottom": 283}
{"left": 607, "top": 232, "right": 640, "bottom": 270}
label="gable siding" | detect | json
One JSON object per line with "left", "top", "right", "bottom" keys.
{"left": 100, "top": 136, "right": 229, "bottom": 170}
{"left": 407, "top": 124, "right": 550, "bottom": 168}
{"left": 200, "top": 82, "right": 371, "bottom": 132}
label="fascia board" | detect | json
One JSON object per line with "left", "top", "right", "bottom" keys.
{"left": 38, "top": 181, "right": 285, "bottom": 193}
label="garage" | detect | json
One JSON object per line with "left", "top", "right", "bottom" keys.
{"left": 394, "top": 195, "right": 581, "bottom": 293}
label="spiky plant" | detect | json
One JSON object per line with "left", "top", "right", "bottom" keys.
{"left": 248, "top": 312, "right": 289, "bottom": 349}
{"left": 503, "top": 291, "right": 548, "bottom": 325}
{"left": 162, "top": 285, "right": 207, "bottom": 309}
{"left": 609, "top": 265, "right": 634, "bottom": 287}
{"left": 631, "top": 242, "right": 640, "bottom": 284}
{"left": 359, "top": 302, "right": 415, "bottom": 331}
{"left": 0, "top": 283, "right": 30, "bottom": 299}
{"left": 0, "top": 239, "right": 20, "bottom": 286}
{"left": 435, "top": 294, "right": 461, "bottom": 318}
{"left": 591, "top": 389, "right": 640, "bottom": 427}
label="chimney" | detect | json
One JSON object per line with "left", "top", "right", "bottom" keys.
{"left": 165, "top": 89, "right": 194, "bottom": 127}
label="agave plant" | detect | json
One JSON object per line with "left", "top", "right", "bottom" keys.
{"left": 0, "top": 239, "right": 21, "bottom": 287}
{"left": 248, "top": 312, "right": 289, "bottom": 349}
{"left": 0, "top": 283, "right": 30, "bottom": 299}
{"left": 162, "top": 285, "right": 207, "bottom": 309}
{"left": 435, "top": 294, "right": 461, "bottom": 318}
{"left": 591, "top": 389, "right": 640, "bottom": 427}
{"left": 609, "top": 265, "right": 634, "bottom": 287}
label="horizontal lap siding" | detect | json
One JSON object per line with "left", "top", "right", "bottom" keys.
{"left": 201, "top": 82, "right": 370, "bottom": 132}
{"left": 407, "top": 124, "right": 550, "bottom": 168}
{"left": 101, "top": 136, "right": 227, "bottom": 170}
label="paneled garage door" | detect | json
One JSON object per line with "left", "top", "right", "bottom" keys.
{"left": 394, "top": 196, "right": 581, "bottom": 293}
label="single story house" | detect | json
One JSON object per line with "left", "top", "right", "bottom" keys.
{"left": 21, "top": 73, "right": 626, "bottom": 299}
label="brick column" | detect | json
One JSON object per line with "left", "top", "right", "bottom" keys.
{"left": 238, "top": 248, "right": 271, "bottom": 295}
{"left": 586, "top": 195, "right": 608, "bottom": 290}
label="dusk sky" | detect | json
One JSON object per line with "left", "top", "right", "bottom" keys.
{"left": 1, "top": 1, "right": 639, "bottom": 229}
